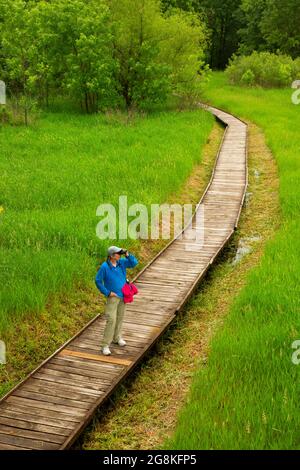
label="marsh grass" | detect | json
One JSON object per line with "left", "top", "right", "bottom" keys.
{"left": 0, "top": 103, "right": 214, "bottom": 334}
{"left": 166, "top": 72, "right": 300, "bottom": 449}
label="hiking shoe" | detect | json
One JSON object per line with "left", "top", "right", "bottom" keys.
{"left": 102, "top": 346, "right": 111, "bottom": 356}
{"left": 113, "top": 338, "right": 126, "bottom": 347}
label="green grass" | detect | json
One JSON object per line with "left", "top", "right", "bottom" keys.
{"left": 165, "top": 72, "right": 300, "bottom": 449}
{"left": 0, "top": 103, "right": 214, "bottom": 333}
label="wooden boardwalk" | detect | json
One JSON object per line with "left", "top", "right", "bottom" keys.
{"left": 0, "top": 104, "right": 248, "bottom": 450}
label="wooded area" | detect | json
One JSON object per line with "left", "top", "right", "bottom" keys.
{"left": 1, "top": 0, "right": 299, "bottom": 118}
{"left": 0, "top": 0, "right": 209, "bottom": 115}
{"left": 162, "top": 0, "right": 300, "bottom": 67}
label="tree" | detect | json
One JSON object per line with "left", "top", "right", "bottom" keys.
{"left": 0, "top": 2, "right": 5, "bottom": 77}
{"left": 236, "top": 0, "right": 268, "bottom": 55}
{"left": 161, "top": 0, "right": 244, "bottom": 70}
{"left": 0, "top": 0, "right": 38, "bottom": 124}
{"left": 108, "top": 0, "right": 209, "bottom": 108}
{"left": 159, "top": 8, "right": 209, "bottom": 102}
{"left": 35, "top": 0, "right": 119, "bottom": 112}
{"left": 260, "top": 0, "right": 300, "bottom": 58}
{"left": 107, "top": 0, "right": 171, "bottom": 108}
{"left": 237, "top": 0, "right": 300, "bottom": 58}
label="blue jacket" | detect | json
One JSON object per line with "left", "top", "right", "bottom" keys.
{"left": 95, "top": 253, "right": 138, "bottom": 299}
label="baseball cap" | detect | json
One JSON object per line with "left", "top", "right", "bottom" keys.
{"left": 107, "top": 246, "right": 126, "bottom": 256}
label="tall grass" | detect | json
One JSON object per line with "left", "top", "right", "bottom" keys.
{"left": 0, "top": 103, "right": 214, "bottom": 333}
{"left": 166, "top": 72, "right": 300, "bottom": 449}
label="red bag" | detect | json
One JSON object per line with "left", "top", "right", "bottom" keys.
{"left": 122, "top": 281, "right": 138, "bottom": 304}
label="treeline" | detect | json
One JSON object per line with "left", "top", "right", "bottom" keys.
{"left": 0, "top": 0, "right": 209, "bottom": 116}
{"left": 162, "top": 0, "right": 300, "bottom": 69}
{"left": 1, "top": 0, "right": 299, "bottom": 120}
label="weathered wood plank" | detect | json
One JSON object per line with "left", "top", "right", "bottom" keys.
{"left": 5, "top": 396, "right": 86, "bottom": 418}
{"left": 0, "top": 415, "right": 71, "bottom": 436}
{"left": 14, "top": 389, "right": 91, "bottom": 410}
{"left": 25, "top": 377, "right": 103, "bottom": 400}
{"left": 0, "top": 423, "right": 65, "bottom": 444}
{"left": 0, "top": 442, "right": 30, "bottom": 450}
{"left": 0, "top": 432, "right": 59, "bottom": 450}
{"left": 0, "top": 406, "right": 75, "bottom": 429}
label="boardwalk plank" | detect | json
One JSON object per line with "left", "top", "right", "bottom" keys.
{"left": 0, "top": 416, "right": 70, "bottom": 437}
{"left": 5, "top": 396, "right": 86, "bottom": 418}
{"left": 25, "top": 378, "right": 102, "bottom": 401}
{"left": 0, "top": 432, "right": 59, "bottom": 450}
{"left": 0, "top": 424, "right": 65, "bottom": 444}
{"left": 14, "top": 389, "right": 91, "bottom": 410}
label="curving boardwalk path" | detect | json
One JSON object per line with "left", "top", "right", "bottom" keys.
{"left": 0, "top": 104, "right": 247, "bottom": 450}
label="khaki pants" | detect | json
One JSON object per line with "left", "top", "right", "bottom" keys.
{"left": 101, "top": 296, "right": 126, "bottom": 347}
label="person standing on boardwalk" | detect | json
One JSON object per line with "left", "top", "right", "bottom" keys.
{"left": 95, "top": 246, "right": 138, "bottom": 356}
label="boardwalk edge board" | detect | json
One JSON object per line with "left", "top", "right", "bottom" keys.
{"left": 0, "top": 103, "right": 248, "bottom": 449}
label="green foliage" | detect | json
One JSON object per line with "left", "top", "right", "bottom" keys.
{"left": 0, "top": 0, "right": 210, "bottom": 116}
{"left": 108, "top": 0, "right": 171, "bottom": 108}
{"left": 108, "top": 0, "right": 209, "bottom": 108}
{"left": 33, "top": 0, "right": 119, "bottom": 113}
{"left": 237, "top": 0, "right": 268, "bottom": 55}
{"left": 238, "top": 0, "right": 300, "bottom": 59}
{"left": 201, "top": 0, "right": 243, "bottom": 69}
{"left": 162, "top": 0, "right": 300, "bottom": 71}
{"left": 162, "top": 0, "right": 244, "bottom": 70}
{"left": 240, "top": 69, "right": 255, "bottom": 86}
{"left": 0, "top": 104, "right": 10, "bottom": 124}
{"left": 0, "top": 0, "right": 38, "bottom": 124}
{"left": 260, "top": 0, "right": 300, "bottom": 59}
{"left": 159, "top": 8, "right": 210, "bottom": 101}
{"left": 127, "top": 43, "right": 171, "bottom": 109}
{"left": 226, "top": 52, "right": 300, "bottom": 88}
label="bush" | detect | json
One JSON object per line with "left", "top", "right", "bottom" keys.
{"left": 0, "top": 105, "right": 10, "bottom": 124}
{"left": 226, "top": 52, "right": 300, "bottom": 88}
{"left": 292, "top": 57, "right": 300, "bottom": 79}
{"left": 241, "top": 69, "right": 255, "bottom": 86}
{"left": 0, "top": 96, "right": 40, "bottom": 126}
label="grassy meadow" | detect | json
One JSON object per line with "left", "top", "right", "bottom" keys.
{"left": 0, "top": 101, "right": 214, "bottom": 334}
{"left": 166, "top": 72, "right": 300, "bottom": 449}
{"left": 1, "top": 70, "right": 299, "bottom": 450}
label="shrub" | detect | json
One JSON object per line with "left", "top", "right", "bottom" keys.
{"left": 241, "top": 69, "right": 255, "bottom": 86}
{"left": 292, "top": 57, "right": 300, "bottom": 78}
{"left": 226, "top": 52, "right": 300, "bottom": 88}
